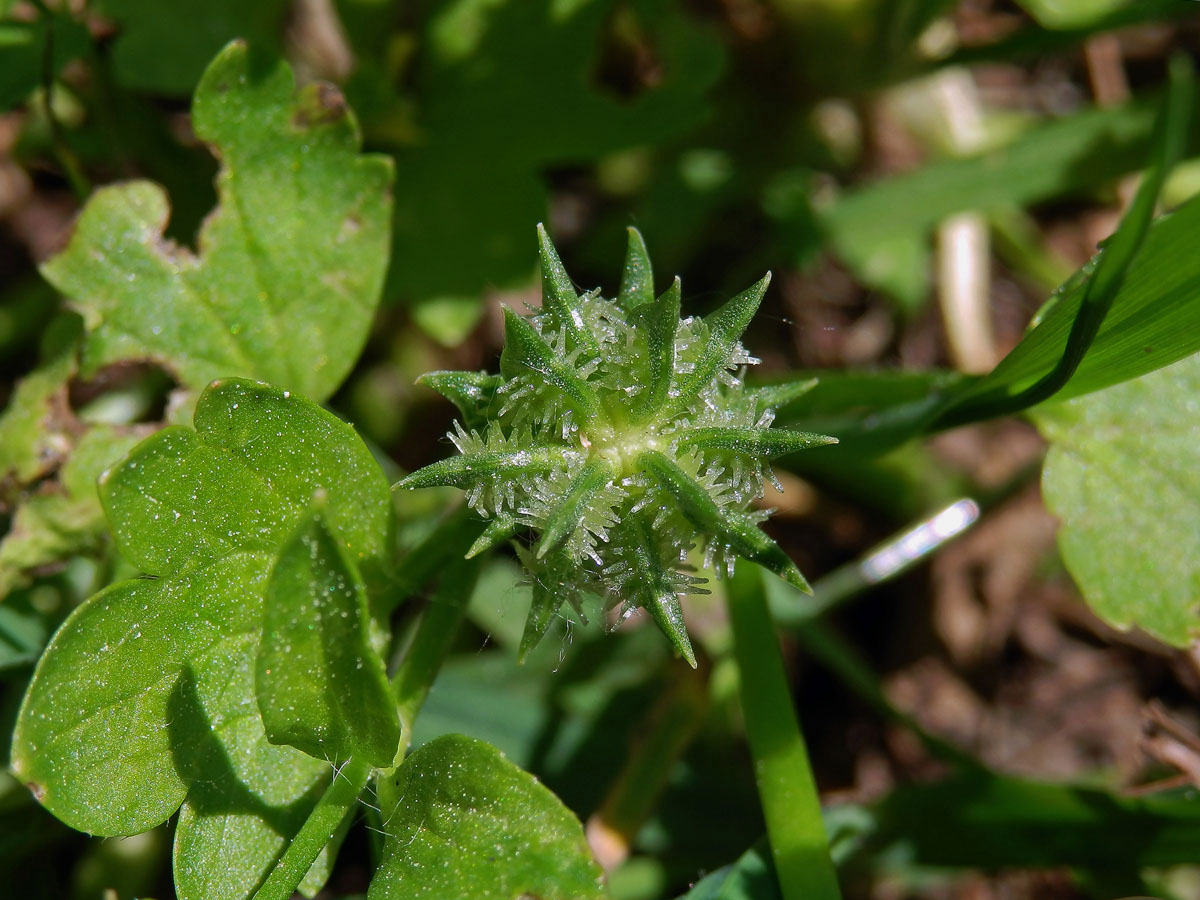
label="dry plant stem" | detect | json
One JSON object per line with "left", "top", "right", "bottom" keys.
{"left": 937, "top": 212, "right": 995, "bottom": 373}
{"left": 727, "top": 564, "right": 841, "bottom": 900}
{"left": 931, "top": 68, "right": 995, "bottom": 374}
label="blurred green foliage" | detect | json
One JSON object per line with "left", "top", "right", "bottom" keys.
{"left": 3, "top": 0, "right": 1200, "bottom": 898}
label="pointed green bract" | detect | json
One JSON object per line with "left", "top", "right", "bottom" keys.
{"left": 519, "top": 572, "right": 565, "bottom": 663}
{"left": 467, "top": 512, "right": 519, "bottom": 560}
{"left": 500, "top": 307, "right": 602, "bottom": 421}
{"left": 257, "top": 512, "right": 400, "bottom": 767}
{"left": 401, "top": 229, "right": 827, "bottom": 661}
{"left": 630, "top": 277, "right": 682, "bottom": 423}
{"left": 749, "top": 378, "right": 820, "bottom": 412}
{"left": 662, "top": 273, "right": 771, "bottom": 420}
{"left": 537, "top": 459, "right": 615, "bottom": 559}
{"left": 417, "top": 370, "right": 504, "bottom": 429}
{"left": 679, "top": 426, "right": 837, "bottom": 458}
{"left": 398, "top": 444, "right": 566, "bottom": 490}
{"left": 619, "top": 226, "right": 656, "bottom": 309}
{"left": 640, "top": 450, "right": 810, "bottom": 593}
{"left": 536, "top": 224, "right": 601, "bottom": 361}
{"left": 621, "top": 517, "right": 697, "bottom": 668}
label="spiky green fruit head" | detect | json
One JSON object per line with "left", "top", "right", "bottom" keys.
{"left": 399, "top": 226, "right": 836, "bottom": 667}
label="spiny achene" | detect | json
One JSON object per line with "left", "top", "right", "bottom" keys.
{"left": 398, "top": 226, "right": 835, "bottom": 666}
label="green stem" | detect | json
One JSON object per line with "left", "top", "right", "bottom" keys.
{"left": 392, "top": 558, "right": 481, "bottom": 753}
{"left": 383, "top": 505, "right": 483, "bottom": 615}
{"left": 726, "top": 564, "right": 841, "bottom": 900}
{"left": 251, "top": 756, "right": 371, "bottom": 900}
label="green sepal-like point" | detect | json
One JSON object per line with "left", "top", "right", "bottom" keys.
{"left": 662, "top": 272, "right": 771, "bottom": 419}
{"left": 536, "top": 459, "right": 615, "bottom": 559}
{"left": 536, "top": 223, "right": 601, "bottom": 361}
{"left": 629, "top": 276, "right": 681, "bottom": 424}
{"left": 621, "top": 516, "right": 697, "bottom": 668}
{"left": 618, "top": 226, "right": 655, "bottom": 310}
{"left": 417, "top": 370, "right": 504, "bottom": 429}
{"left": 466, "top": 512, "right": 519, "bottom": 560}
{"left": 500, "top": 307, "right": 601, "bottom": 421}
{"left": 678, "top": 426, "right": 837, "bottom": 458}
{"left": 397, "top": 444, "right": 564, "bottom": 490}
{"left": 749, "top": 378, "right": 819, "bottom": 413}
{"left": 516, "top": 546, "right": 572, "bottom": 663}
{"left": 640, "top": 450, "right": 811, "bottom": 593}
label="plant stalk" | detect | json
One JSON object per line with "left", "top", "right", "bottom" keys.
{"left": 392, "top": 558, "right": 481, "bottom": 754}
{"left": 726, "top": 564, "right": 842, "bottom": 900}
{"left": 251, "top": 756, "right": 371, "bottom": 900}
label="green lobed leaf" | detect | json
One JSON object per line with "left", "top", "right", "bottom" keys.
{"left": 0, "top": 427, "right": 145, "bottom": 599}
{"left": 676, "top": 843, "right": 780, "bottom": 900}
{"left": 368, "top": 734, "right": 607, "bottom": 900}
{"left": 0, "top": 316, "right": 80, "bottom": 489}
{"left": 639, "top": 450, "right": 809, "bottom": 592}
{"left": 629, "top": 277, "right": 682, "bottom": 423}
{"left": 11, "top": 379, "right": 391, "bottom": 899}
{"left": 40, "top": 41, "right": 393, "bottom": 402}
{"left": 95, "top": 0, "right": 288, "bottom": 95}
{"left": 257, "top": 512, "right": 400, "bottom": 767}
{"left": 661, "top": 273, "right": 770, "bottom": 420}
{"left": 1034, "top": 352, "right": 1200, "bottom": 645}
